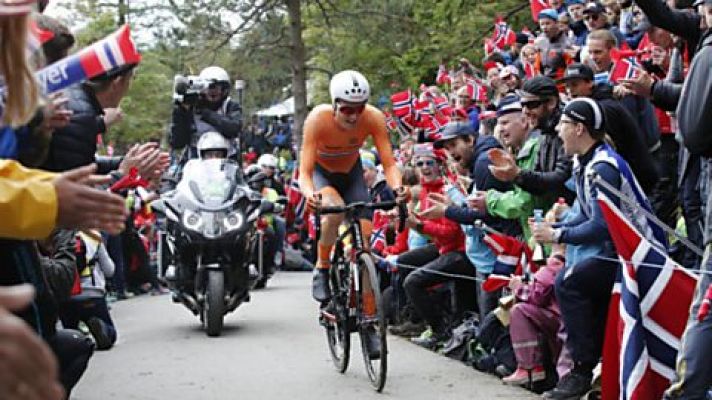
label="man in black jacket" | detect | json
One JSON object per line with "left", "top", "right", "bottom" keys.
{"left": 560, "top": 63, "right": 659, "bottom": 193}
{"left": 41, "top": 64, "right": 136, "bottom": 174}
{"left": 169, "top": 65, "right": 242, "bottom": 162}
{"left": 620, "top": 1, "right": 712, "bottom": 398}
{"left": 489, "top": 76, "right": 574, "bottom": 203}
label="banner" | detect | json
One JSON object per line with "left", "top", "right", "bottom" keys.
{"left": 37, "top": 24, "right": 141, "bottom": 94}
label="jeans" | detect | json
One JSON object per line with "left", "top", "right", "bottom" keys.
{"left": 59, "top": 297, "right": 117, "bottom": 349}
{"left": 555, "top": 256, "right": 618, "bottom": 369}
{"left": 403, "top": 249, "right": 476, "bottom": 335}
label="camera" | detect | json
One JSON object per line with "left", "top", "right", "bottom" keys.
{"left": 173, "top": 74, "right": 208, "bottom": 106}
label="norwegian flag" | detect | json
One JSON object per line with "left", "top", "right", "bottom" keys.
{"left": 609, "top": 58, "right": 641, "bottom": 85}
{"left": 390, "top": 89, "right": 414, "bottom": 118}
{"left": 37, "top": 25, "right": 141, "bottom": 94}
{"left": 432, "top": 96, "right": 453, "bottom": 118}
{"left": 598, "top": 195, "right": 698, "bottom": 400}
{"left": 370, "top": 210, "right": 390, "bottom": 254}
{"left": 436, "top": 64, "right": 452, "bottom": 86}
{"left": 424, "top": 113, "right": 450, "bottom": 141}
{"left": 286, "top": 169, "right": 306, "bottom": 225}
{"left": 492, "top": 17, "right": 516, "bottom": 50}
{"left": 396, "top": 115, "right": 416, "bottom": 138}
{"left": 481, "top": 231, "right": 535, "bottom": 292}
{"left": 413, "top": 98, "right": 432, "bottom": 117}
{"left": 530, "top": 0, "right": 549, "bottom": 22}
{"left": 465, "top": 79, "right": 489, "bottom": 103}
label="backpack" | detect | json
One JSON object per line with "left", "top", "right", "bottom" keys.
{"left": 441, "top": 312, "right": 480, "bottom": 362}
{"left": 471, "top": 311, "right": 516, "bottom": 374}
{"left": 70, "top": 233, "right": 100, "bottom": 295}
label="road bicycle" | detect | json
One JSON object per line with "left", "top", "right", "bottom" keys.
{"left": 315, "top": 200, "right": 405, "bottom": 392}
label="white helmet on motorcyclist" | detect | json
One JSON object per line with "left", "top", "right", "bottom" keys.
{"left": 329, "top": 70, "right": 370, "bottom": 105}
{"left": 257, "top": 154, "right": 278, "bottom": 170}
{"left": 199, "top": 66, "right": 230, "bottom": 86}
{"left": 197, "top": 131, "right": 229, "bottom": 159}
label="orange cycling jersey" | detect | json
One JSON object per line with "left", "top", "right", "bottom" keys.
{"left": 298, "top": 104, "right": 401, "bottom": 197}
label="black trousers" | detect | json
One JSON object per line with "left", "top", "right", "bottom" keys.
{"left": 555, "top": 256, "right": 618, "bottom": 370}
{"left": 402, "top": 246, "right": 476, "bottom": 334}
{"left": 46, "top": 329, "right": 95, "bottom": 399}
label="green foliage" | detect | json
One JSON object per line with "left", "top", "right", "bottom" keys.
{"left": 53, "top": 0, "right": 532, "bottom": 145}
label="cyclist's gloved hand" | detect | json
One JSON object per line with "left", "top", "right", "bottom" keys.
{"left": 393, "top": 186, "right": 410, "bottom": 204}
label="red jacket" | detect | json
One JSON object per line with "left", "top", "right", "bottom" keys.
{"left": 418, "top": 178, "right": 465, "bottom": 254}
{"left": 384, "top": 227, "right": 409, "bottom": 256}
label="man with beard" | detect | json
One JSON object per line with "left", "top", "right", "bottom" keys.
{"left": 486, "top": 76, "right": 574, "bottom": 204}
{"left": 170, "top": 66, "right": 243, "bottom": 162}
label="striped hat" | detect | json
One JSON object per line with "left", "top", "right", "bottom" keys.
{"left": 563, "top": 97, "right": 605, "bottom": 133}
{"left": 0, "top": 0, "right": 35, "bottom": 15}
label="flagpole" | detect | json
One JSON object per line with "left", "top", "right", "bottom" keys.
{"left": 590, "top": 172, "right": 704, "bottom": 257}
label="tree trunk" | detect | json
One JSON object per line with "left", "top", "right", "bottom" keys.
{"left": 118, "top": 0, "right": 127, "bottom": 26}
{"left": 285, "top": 0, "right": 307, "bottom": 153}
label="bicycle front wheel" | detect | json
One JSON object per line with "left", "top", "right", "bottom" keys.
{"left": 323, "top": 257, "right": 350, "bottom": 373}
{"left": 356, "top": 253, "right": 388, "bottom": 392}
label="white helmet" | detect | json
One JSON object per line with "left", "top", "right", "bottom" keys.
{"left": 329, "top": 70, "right": 370, "bottom": 105}
{"left": 257, "top": 154, "right": 278, "bottom": 169}
{"left": 196, "top": 131, "right": 229, "bottom": 159}
{"left": 199, "top": 66, "right": 230, "bottom": 85}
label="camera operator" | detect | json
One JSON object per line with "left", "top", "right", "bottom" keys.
{"left": 169, "top": 66, "right": 243, "bottom": 162}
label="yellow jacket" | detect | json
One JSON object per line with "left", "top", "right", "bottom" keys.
{"left": 0, "top": 159, "right": 58, "bottom": 239}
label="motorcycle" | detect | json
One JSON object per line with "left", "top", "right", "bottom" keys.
{"left": 152, "top": 158, "right": 272, "bottom": 336}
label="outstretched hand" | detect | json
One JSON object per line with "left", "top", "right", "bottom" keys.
{"left": 54, "top": 164, "right": 127, "bottom": 234}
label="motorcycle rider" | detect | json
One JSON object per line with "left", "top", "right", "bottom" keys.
{"left": 168, "top": 132, "right": 231, "bottom": 293}
{"left": 169, "top": 66, "right": 243, "bottom": 164}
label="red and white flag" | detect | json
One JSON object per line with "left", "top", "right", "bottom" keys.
{"left": 390, "top": 89, "right": 413, "bottom": 118}
{"left": 609, "top": 58, "right": 641, "bottom": 85}
{"left": 598, "top": 195, "right": 697, "bottom": 400}
{"left": 530, "top": 0, "right": 549, "bottom": 22}
{"left": 492, "top": 17, "right": 516, "bottom": 50}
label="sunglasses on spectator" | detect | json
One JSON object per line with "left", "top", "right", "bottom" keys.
{"left": 415, "top": 160, "right": 437, "bottom": 168}
{"left": 521, "top": 99, "right": 545, "bottom": 109}
{"left": 337, "top": 103, "right": 366, "bottom": 115}
{"left": 584, "top": 14, "right": 600, "bottom": 21}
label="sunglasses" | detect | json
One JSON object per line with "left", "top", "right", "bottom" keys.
{"left": 584, "top": 14, "right": 600, "bottom": 21}
{"left": 337, "top": 103, "right": 366, "bottom": 115}
{"left": 521, "top": 99, "right": 545, "bottom": 109}
{"left": 415, "top": 160, "right": 437, "bottom": 168}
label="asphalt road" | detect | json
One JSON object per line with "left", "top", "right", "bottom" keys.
{"left": 73, "top": 271, "right": 537, "bottom": 400}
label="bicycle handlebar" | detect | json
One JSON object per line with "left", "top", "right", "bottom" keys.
{"left": 314, "top": 201, "right": 408, "bottom": 243}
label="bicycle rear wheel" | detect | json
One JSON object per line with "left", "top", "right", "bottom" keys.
{"left": 356, "top": 252, "right": 388, "bottom": 392}
{"left": 323, "top": 255, "right": 350, "bottom": 373}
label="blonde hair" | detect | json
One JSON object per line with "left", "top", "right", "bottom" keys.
{"left": 0, "top": 15, "right": 40, "bottom": 127}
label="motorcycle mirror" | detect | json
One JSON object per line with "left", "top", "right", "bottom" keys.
{"left": 189, "top": 181, "right": 205, "bottom": 203}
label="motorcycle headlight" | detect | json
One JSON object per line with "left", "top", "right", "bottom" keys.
{"left": 182, "top": 209, "right": 204, "bottom": 232}
{"left": 223, "top": 211, "right": 244, "bottom": 232}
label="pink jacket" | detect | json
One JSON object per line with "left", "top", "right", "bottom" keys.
{"left": 514, "top": 256, "right": 565, "bottom": 315}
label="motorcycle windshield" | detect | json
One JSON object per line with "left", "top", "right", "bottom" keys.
{"left": 178, "top": 159, "right": 242, "bottom": 207}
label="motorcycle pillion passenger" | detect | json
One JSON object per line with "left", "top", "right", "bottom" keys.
{"left": 169, "top": 65, "right": 243, "bottom": 164}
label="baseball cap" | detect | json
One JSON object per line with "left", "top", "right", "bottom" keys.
{"left": 559, "top": 63, "right": 594, "bottom": 83}
{"left": 582, "top": 2, "right": 606, "bottom": 15}
{"left": 518, "top": 76, "right": 559, "bottom": 100}
{"left": 566, "top": 0, "right": 586, "bottom": 5}
{"left": 562, "top": 97, "right": 605, "bottom": 133}
{"left": 496, "top": 95, "right": 523, "bottom": 118}
{"left": 433, "top": 121, "right": 475, "bottom": 149}
{"left": 538, "top": 9, "right": 559, "bottom": 21}
{"left": 499, "top": 65, "right": 521, "bottom": 80}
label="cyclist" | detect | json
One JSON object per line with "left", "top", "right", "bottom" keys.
{"left": 298, "top": 70, "right": 406, "bottom": 305}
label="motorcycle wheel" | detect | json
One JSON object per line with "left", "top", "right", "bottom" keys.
{"left": 204, "top": 270, "right": 225, "bottom": 337}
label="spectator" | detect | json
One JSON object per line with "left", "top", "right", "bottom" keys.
{"left": 363, "top": 157, "right": 395, "bottom": 204}
{"left": 499, "top": 65, "right": 523, "bottom": 94}
{"left": 531, "top": 98, "right": 663, "bottom": 399}
{"left": 582, "top": 2, "right": 626, "bottom": 46}
{"left": 537, "top": 9, "right": 573, "bottom": 77}
{"left": 559, "top": 62, "right": 659, "bottom": 193}
{"left": 398, "top": 143, "right": 472, "bottom": 350}
{"left": 567, "top": 0, "right": 589, "bottom": 46}
{"left": 425, "top": 122, "right": 521, "bottom": 322}
{"left": 491, "top": 76, "right": 574, "bottom": 203}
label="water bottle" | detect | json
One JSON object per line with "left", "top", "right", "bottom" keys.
{"left": 532, "top": 209, "right": 546, "bottom": 265}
